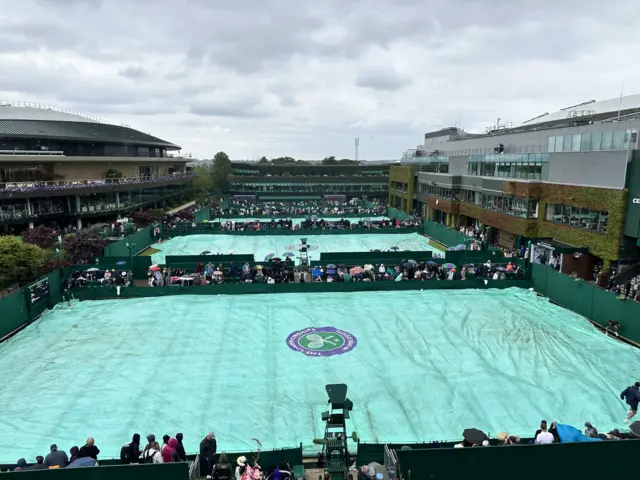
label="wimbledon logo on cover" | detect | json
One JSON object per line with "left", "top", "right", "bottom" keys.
{"left": 286, "top": 326, "right": 357, "bottom": 357}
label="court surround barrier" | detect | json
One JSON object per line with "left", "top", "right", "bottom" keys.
{"left": 0, "top": 270, "right": 61, "bottom": 341}
{"left": 159, "top": 227, "right": 420, "bottom": 238}
{"left": 0, "top": 461, "right": 188, "bottom": 480}
{"left": 103, "top": 226, "right": 159, "bottom": 257}
{"left": 387, "top": 207, "right": 413, "bottom": 221}
{"left": 68, "top": 278, "right": 532, "bottom": 300}
{"left": 532, "top": 263, "right": 640, "bottom": 343}
{"left": 423, "top": 219, "right": 474, "bottom": 248}
{"left": 394, "top": 439, "right": 640, "bottom": 480}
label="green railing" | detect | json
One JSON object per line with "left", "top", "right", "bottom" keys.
{"left": 0, "top": 461, "right": 188, "bottom": 480}
{"left": 395, "top": 439, "right": 640, "bottom": 480}
{"left": 532, "top": 263, "right": 640, "bottom": 343}
{"left": 194, "top": 206, "right": 211, "bottom": 222}
{"left": 68, "top": 279, "right": 532, "bottom": 301}
{"left": 165, "top": 254, "right": 255, "bottom": 264}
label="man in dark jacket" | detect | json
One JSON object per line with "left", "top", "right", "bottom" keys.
{"left": 621, "top": 381, "right": 640, "bottom": 423}
{"left": 199, "top": 432, "right": 217, "bottom": 476}
{"left": 25, "top": 457, "right": 47, "bottom": 470}
{"left": 175, "top": 433, "right": 187, "bottom": 461}
{"left": 45, "top": 444, "right": 68, "bottom": 468}
{"left": 143, "top": 434, "right": 156, "bottom": 460}
{"left": 124, "top": 433, "right": 141, "bottom": 464}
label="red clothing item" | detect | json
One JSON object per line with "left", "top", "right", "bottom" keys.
{"left": 162, "top": 439, "right": 178, "bottom": 463}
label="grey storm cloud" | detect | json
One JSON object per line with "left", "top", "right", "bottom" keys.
{"left": 1, "top": 0, "right": 640, "bottom": 159}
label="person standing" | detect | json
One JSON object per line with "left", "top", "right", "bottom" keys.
{"left": 175, "top": 433, "right": 187, "bottom": 461}
{"left": 534, "top": 421, "right": 554, "bottom": 444}
{"left": 45, "top": 444, "right": 68, "bottom": 468}
{"left": 78, "top": 437, "right": 100, "bottom": 460}
{"left": 620, "top": 381, "right": 640, "bottom": 423}
{"left": 199, "top": 432, "right": 217, "bottom": 477}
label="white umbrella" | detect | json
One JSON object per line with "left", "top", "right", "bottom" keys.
{"left": 179, "top": 276, "right": 194, "bottom": 281}
{"left": 86, "top": 267, "right": 99, "bottom": 272}
{"left": 213, "top": 271, "right": 224, "bottom": 276}
{"left": 364, "top": 264, "right": 374, "bottom": 271}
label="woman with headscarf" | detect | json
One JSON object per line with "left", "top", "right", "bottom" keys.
{"left": 162, "top": 438, "right": 180, "bottom": 463}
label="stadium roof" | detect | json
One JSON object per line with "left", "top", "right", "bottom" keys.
{"left": 521, "top": 93, "right": 640, "bottom": 127}
{"left": 0, "top": 104, "right": 179, "bottom": 149}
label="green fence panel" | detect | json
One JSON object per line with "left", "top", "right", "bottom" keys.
{"left": 165, "top": 254, "right": 255, "bottom": 265}
{"left": 194, "top": 207, "right": 211, "bottom": 222}
{"left": 320, "top": 251, "right": 433, "bottom": 262}
{"left": 444, "top": 251, "right": 507, "bottom": 265}
{"left": 357, "top": 442, "right": 436, "bottom": 466}
{"left": 531, "top": 264, "right": 640, "bottom": 343}
{"left": 0, "top": 461, "right": 188, "bottom": 480}
{"left": 0, "top": 288, "right": 30, "bottom": 340}
{"left": 69, "top": 279, "right": 533, "bottom": 301}
{"left": 104, "top": 226, "right": 157, "bottom": 257}
{"left": 47, "top": 271, "right": 62, "bottom": 308}
{"left": 159, "top": 228, "right": 420, "bottom": 239}
{"left": 591, "top": 287, "right": 640, "bottom": 341}
{"left": 423, "top": 220, "right": 473, "bottom": 248}
{"left": 387, "top": 207, "right": 412, "bottom": 221}
{"left": 395, "top": 440, "right": 640, "bottom": 480}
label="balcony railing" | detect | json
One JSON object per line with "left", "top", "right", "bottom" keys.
{"left": 0, "top": 173, "right": 196, "bottom": 193}
{"left": 0, "top": 149, "right": 65, "bottom": 156}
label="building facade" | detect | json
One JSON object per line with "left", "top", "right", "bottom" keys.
{"left": 227, "top": 161, "right": 390, "bottom": 201}
{"left": 392, "top": 94, "right": 640, "bottom": 269}
{"left": 0, "top": 102, "right": 195, "bottom": 232}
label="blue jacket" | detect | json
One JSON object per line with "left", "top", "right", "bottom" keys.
{"left": 620, "top": 385, "right": 640, "bottom": 405}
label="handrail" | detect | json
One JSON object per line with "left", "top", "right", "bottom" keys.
{"left": 0, "top": 173, "right": 196, "bottom": 191}
{"left": 0, "top": 150, "right": 65, "bottom": 156}
{"left": 0, "top": 100, "right": 108, "bottom": 123}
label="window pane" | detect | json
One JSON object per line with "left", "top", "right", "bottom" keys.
{"left": 547, "top": 136, "right": 556, "bottom": 152}
{"left": 612, "top": 131, "right": 625, "bottom": 150}
{"left": 591, "top": 132, "right": 602, "bottom": 151}
{"left": 601, "top": 131, "right": 613, "bottom": 150}
{"left": 572, "top": 134, "right": 582, "bottom": 152}
{"left": 562, "top": 135, "right": 572, "bottom": 152}
{"left": 581, "top": 133, "right": 591, "bottom": 151}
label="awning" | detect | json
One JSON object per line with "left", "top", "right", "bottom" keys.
{"left": 531, "top": 238, "right": 588, "bottom": 254}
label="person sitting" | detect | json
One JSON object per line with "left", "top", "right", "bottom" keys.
{"left": 78, "top": 437, "right": 100, "bottom": 460}
{"left": 534, "top": 420, "right": 554, "bottom": 444}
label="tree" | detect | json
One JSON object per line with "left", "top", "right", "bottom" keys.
{"left": 321, "top": 156, "right": 337, "bottom": 165}
{"left": 22, "top": 225, "right": 58, "bottom": 249}
{"left": 211, "top": 151, "right": 231, "bottom": 193}
{"left": 0, "top": 236, "right": 47, "bottom": 289}
{"left": 106, "top": 168, "right": 123, "bottom": 179}
{"left": 259, "top": 156, "right": 269, "bottom": 163}
{"left": 193, "top": 165, "right": 214, "bottom": 200}
{"left": 62, "top": 233, "right": 108, "bottom": 264}
{"left": 131, "top": 209, "right": 164, "bottom": 226}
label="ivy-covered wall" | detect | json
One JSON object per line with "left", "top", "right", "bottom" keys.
{"left": 535, "top": 184, "right": 626, "bottom": 265}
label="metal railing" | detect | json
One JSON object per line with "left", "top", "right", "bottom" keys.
{"left": 0, "top": 100, "right": 108, "bottom": 123}
{"left": 0, "top": 173, "right": 196, "bottom": 192}
{"left": 0, "top": 149, "right": 65, "bottom": 156}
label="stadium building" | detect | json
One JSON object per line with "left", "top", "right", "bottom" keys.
{"left": 227, "top": 161, "right": 390, "bottom": 202}
{"left": 0, "top": 102, "right": 195, "bottom": 232}
{"left": 390, "top": 94, "right": 640, "bottom": 272}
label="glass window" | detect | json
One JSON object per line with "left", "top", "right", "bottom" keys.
{"left": 612, "top": 131, "right": 625, "bottom": 150}
{"left": 571, "top": 134, "right": 582, "bottom": 152}
{"left": 547, "top": 136, "right": 556, "bottom": 152}
{"left": 601, "top": 131, "right": 613, "bottom": 150}
{"left": 581, "top": 133, "right": 591, "bottom": 151}
{"left": 591, "top": 132, "right": 602, "bottom": 151}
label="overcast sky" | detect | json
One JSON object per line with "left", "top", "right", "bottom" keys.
{"left": 1, "top": 0, "right": 640, "bottom": 160}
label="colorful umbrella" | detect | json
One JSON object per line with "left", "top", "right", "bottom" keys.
{"left": 390, "top": 246, "right": 400, "bottom": 251}
{"left": 350, "top": 266, "right": 363, "bottom": 275}
{"left": 264, "top": 253, "right": 275, "bottom": 261}
{"left": 327, "top": 269, "right": 337, "bottom": 275}
{"left": 448, "top": 247, "right": 456, "bottom": 251}
{"left": 116, "top": 261, "right": 126, "bottom": 265}
{"left": 444, "top": 263, "right": 456, "bottom": 269}
{"left": 326, "top": 264, "right": 336, "bottom": 269}
{"left": 200, "top": 250, "right": 211, "bottom": 255}
{"left": 455, "top": 244, "right": 466, "bottom": 251}
{"left": 282, "top": 252, "right": 295, "bottom": 258}
{"left": 149, "top": 265, "right": 161, "bottom": 271}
